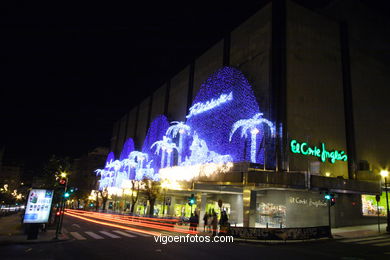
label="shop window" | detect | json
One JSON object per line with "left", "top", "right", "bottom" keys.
{"left": 361, "top": 194, "right": 386, "bottom": 216}
{"left": 256, "top": 202, "right": 286, "bottom": 228}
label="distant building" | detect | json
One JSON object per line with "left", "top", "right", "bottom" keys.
{"left": 70, "top": 147, "right": 109, "bottom": 193}
{"left": 0, "top": 163, "right": 23, "bottom": 189}
{"left": 105, "top": 0, "right": 389, "bottom": 228}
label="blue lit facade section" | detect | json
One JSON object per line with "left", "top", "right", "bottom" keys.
{"left": 95, "top": 66, "right": 276, "bottom": 189}
{"left": 119, "top": 138, "right": 135, "bottom": 160}
{"left": 142, "top": 115, "right": 170, "bottom": 176}
{"left": 186, "top": 67, "right": 266, "bottom": 164}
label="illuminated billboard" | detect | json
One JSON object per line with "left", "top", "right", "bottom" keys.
{"left": 23, "top": 189, "right": 54, "bottom": 223}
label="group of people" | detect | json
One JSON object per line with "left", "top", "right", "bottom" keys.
{"left": 188, "top": 209, "right": 230, "bottom": 236}
{"left": 203, "top": 209, "right": 229, "bottom": 236}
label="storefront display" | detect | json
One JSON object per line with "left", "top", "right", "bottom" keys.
{"left": 362, "top": 194, "right": 386, "bottom": 216}
{"left": 256, "top": 202, "right": 286, "bottom": 228}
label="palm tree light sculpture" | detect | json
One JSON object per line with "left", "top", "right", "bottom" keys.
{"left": 166, "top": 121, "right": 191, "bottom": 165}
{"left": 229, "top": 113, "right": 275, "bottom": 163}
{"left": 151, "top": 136, "right": 178, "bottom": 168}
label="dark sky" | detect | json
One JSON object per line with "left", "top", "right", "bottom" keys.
{"left": 0, "top": 1, "right": 273, "bottom": 172}
{"left": 0, "top": 0, "right": 388, "bottom": 173}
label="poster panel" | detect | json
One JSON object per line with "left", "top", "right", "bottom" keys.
{"left": 23, "top": 189, "right": 54, "bottom": 223}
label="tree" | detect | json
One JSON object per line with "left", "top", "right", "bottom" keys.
{"left": 41, "top": 155, "right": 72, "bottom": 205}
{"left": 229, "top": 113, "right": 275, "bottom": 163}
{"left": 130, "top": 180, "right": 140, "bottom": 214}
{"left": 142, "top": 179, "right": 161, "bottom": 216}
{"left": 99, "top": 188, "right": 108, "bottom": 211}
{"left": 42, "top": 155, "right": 72, "bottom": 188}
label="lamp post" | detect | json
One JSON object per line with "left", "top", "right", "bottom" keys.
{"left": 380, "top": 170, "right": 390, "bottom": 232}
{"left": 56, "top": 172, "right": 68, "bottom": 239}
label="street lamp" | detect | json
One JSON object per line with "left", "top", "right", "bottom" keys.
{"left": 380, "top": 170, "right": 390, "bottom": 232}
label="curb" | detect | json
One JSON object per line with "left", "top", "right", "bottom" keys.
{"left": 234, "top": 237, "right": 330, "bottom": 245}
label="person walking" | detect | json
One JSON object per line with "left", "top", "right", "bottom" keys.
{"left": 219, "top": 210, "right": 229, "bottom": 235}
{"left": 203, "top": 213, "right": 208, "bottom": 232}
{"left": 211, "top": 210, "right": 218, "bottom": 236}
{"left": 194, "top": 212, "right": 199, "bottom": 231}
{"left": 189, "top": 213, "right": 195, "bottom": 231}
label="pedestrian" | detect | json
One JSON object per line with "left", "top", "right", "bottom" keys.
{"left": 189, "top": 213, "right": 195, "bottom": 231}
{"left": 211, "top": 210, "right": 218, "bottom": 236}
{"left": 207, "top": 211, "right": 213, "bottom": 233}
{"left": 203, "top": 213, "right": 208, "bottom": 232}
{"left": 219, "top": 210, "right": 229, "bottom": 235}
{"left": 194, "top": 212, "right": 199, "bottom": 231}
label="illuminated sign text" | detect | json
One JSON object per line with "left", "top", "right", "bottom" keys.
{"left": 290, "top": 139, "right": 347, "bottom": 163}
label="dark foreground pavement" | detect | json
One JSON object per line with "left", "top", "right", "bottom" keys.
{"left": 1, "top": 212, "right": 390, "bottom": 260}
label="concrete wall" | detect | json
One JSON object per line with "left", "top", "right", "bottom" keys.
{"left": 150, "top": 84, "right": 167, "bottom": 122}
{"left": 323, "top": 0, "right": 390, "bottom": 174}
{"left": 192, "top": 40, "right": 224, "bottom": 98}
{"left": 125, "top": 107, "right": 138, "bottom": 143}
{"left": 117, "top": 114, "right": 127, "bottom": 153}
{"left": 286, "top": 1, "right": 348, "bottom": 178}
{"left": 167, "top": 66, "right": 189, "bottom": 121}
{"left": 110, "top": 120, "right": 120, "bottom": 155}
{"left": 230, "top": 3, "right": 272, "bottom": 117}
{"left": 135, "top": 97, "right": 150, "bottom": 149}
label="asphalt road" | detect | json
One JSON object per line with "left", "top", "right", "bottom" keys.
{"left": 1, "top": 214, "right": 390, "bottom": 260}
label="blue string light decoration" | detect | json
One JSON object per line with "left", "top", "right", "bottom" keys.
{"left": 96, "top": 152, "right": 115, "bottom": 190}
{"left": 95, "top": 66, "right": 277, "bottom": 189}
{"left": 142, "top": 115, "right": 170, "bottom": 176}
{"left": 119, "top": 138, "right": 135, "bottom": 160}
{"left": 186, "top": 66, "right": 269, "bottom": 164}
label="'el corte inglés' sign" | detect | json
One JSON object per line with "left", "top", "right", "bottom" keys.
{"left": 290, "top": 139, "right": 347, "bottom": 164}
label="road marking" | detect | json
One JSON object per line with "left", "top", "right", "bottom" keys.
{"left": 112, "top": 230, "right": 136, "bottom": 238}
{"left": 70, "top": 232, "right": 87, "bottom": 240}
{"left": 356, "top": 238, "right": 390, "bottom": 245}
{"left": 85, "top": 231, "right": 104, "bottom": 239}
{"left": 72, "top": 224, "right": 80, "bottom": 228}
{"left": 123, "top": 230, "right": 151, "bottom": 237}
{"left": 99, "top": 231, "right": 120, "bottom": 238}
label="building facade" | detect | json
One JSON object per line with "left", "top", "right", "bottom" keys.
{"left": 102, "top": 0, "right": 390, "bottom": 228}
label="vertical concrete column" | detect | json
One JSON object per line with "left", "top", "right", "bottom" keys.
{"left": 198, "top": 193, "right": 207, "bottom": 230}
{"left": 243, "top": 187, "right": 257, "bottom": 227}
{"left": 169, "top": 196, "right": 176, "bottom": 216}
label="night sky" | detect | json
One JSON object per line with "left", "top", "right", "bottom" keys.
{"left": 0, "top": 1, "right": 388, "bottom": 175}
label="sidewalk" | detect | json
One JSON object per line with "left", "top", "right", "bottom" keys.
{"left": 332, "top": 223, "right": 389, "bottom": 239}
{"left": 0, "top": 212, "right": 68, "bottom": 245}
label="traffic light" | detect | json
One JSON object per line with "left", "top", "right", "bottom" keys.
{"left": 59, "top": 178, "right": 67, "bottom": 186}
{"left": 188, "top": 194, "right": 195, "bottom": 206}
{"left": 188, "top": 194, "right": 196, "bottom": 206}
{"left": 64, "top": 192, "right": 70, "bottom": 198}
{"left": 324, "top": 192, "right": 336, "bottom": 206}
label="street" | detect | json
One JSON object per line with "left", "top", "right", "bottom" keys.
{"left": 1, "top": 211, "right": 390, "bottom": 260}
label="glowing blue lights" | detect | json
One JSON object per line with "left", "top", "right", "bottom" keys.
{"left": 230, "top": 113, "right": 275, "bottom": 163}
{"left": 165, "top": 121, "right": 191, "bottom": 164}
{"left": 186, "top": 91, "right": 233, "bottom": 119}
{"left": 151, "top": 136, "right": 178, "bottom": 168}
{"left": 95, "top": 67, "right": 276, "bottom": 190}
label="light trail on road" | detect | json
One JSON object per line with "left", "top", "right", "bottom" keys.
{"left": 65, "top": 211, "right": 162, "bottom": 237}
{"left": 65, "top": 209, "right": 200, "bottom": 235}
